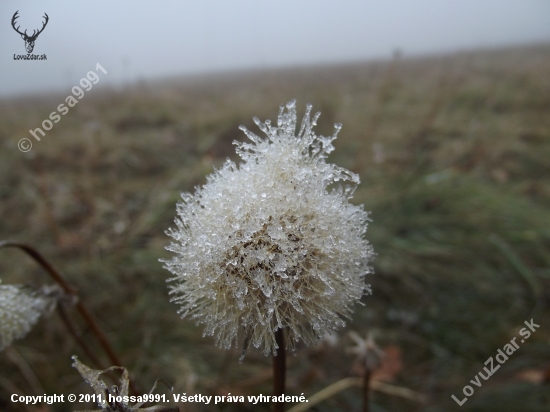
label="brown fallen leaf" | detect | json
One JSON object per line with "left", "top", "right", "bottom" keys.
{"left": 371, "top": 345, "right": 402, "bottom": 383}
{"left": 350, "top": 344, "right": 402, "bottom": 383}
{"left": 515, "top": 368, "right": 545, "bottom": 384}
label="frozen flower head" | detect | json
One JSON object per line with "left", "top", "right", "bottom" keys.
{"left": 0, "top": 284, "right": 55, "bottom": 351}
{"left": 163, "top": 100, "right": 373, "bottom": 356}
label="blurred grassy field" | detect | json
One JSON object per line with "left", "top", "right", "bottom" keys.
{"left": 1, "top": 43, "right": 549, "bottom": 412}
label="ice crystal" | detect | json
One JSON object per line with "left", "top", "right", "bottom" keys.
{"left": 163, "top": 100, "right": 374, "bottom": 356}
{"left": 347, "top": 331, "right": 384, "bottom": 370}
{"left": 0, "top": 284, "right": 54, "bottom": 351}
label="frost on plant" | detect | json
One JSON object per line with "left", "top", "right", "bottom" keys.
{"left": 73, "top": 355, "right": 128, "bottom": 411}
{"left": 163, "top": 100, "right": 374, "bottom": 357}
{"left": 0, "top": 283, "right": 56, "bottom": 351}
{"left": 72, "top": 356, "right": 169, "bottom": 412}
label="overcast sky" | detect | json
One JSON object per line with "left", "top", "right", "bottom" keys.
{"left": 1, "top": 0, "right": 549, "bottom": 97}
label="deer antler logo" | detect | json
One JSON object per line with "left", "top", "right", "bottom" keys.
{"left": 11, "top": 10, "right": 49, "bottom": 54}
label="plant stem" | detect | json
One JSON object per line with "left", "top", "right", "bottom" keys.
{"left": 56, "top": 301, "right": 105, "bottom": 369}
{"left": 363, "top": 366, "right": 371, "bottom": 412}
{"left": 273, "top": 328, "right": 286, "bottom": 412}
{"left": 0, "top": 241, "right": 139, "bottom": 395}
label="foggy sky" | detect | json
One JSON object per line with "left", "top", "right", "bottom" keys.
{"left": 1, "top": 0, "right": 549, "bottom": 97}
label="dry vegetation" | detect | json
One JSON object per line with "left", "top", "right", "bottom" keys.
{"left": 1, "top": 43, "right": 550, "bottom": 411}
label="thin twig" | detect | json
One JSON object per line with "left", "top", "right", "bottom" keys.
{"left": 272, "top": 328, "right": 286, "bottom": 412}
{"left": 0, "top": 241, "right": 139, "bottom": 395}
{"left": 371, "top": 380, "right": 426, "bottom": 403}
{"left": 56, "top": 301, "right": 105, "bottom": 369}
{"left": 0, "top": 241, "right": 76, "bottom": 293}
{"left": 363, "top": 367, "right": 371, "bottom": 412}
{"left": 287, "top": 377, "right": 425, "bottom": 412}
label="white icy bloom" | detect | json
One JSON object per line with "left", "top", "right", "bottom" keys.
{"left": 163, "top": 100, "right": 374, "bottom": 356}
{"left": 0, "top": 284, "right": 55, "bottom": 351}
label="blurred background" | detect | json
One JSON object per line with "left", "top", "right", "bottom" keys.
{"left": 1, "top": 1, "right": 549, "bottom": 411}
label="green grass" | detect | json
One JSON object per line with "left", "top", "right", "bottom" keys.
{"left": 1, "top": 43, "right": 549, "bottom": 411}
